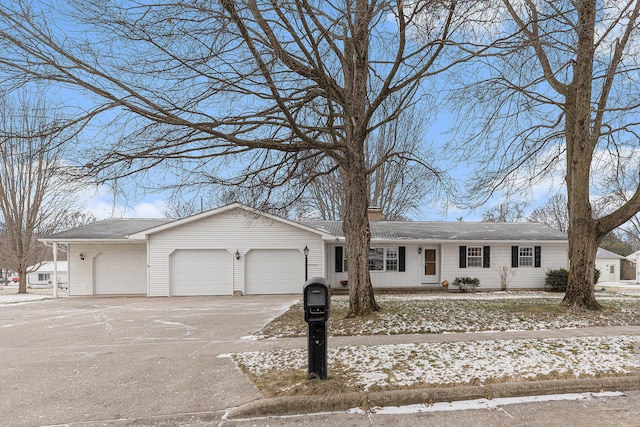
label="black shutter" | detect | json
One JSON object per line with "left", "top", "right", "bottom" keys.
{"left": 459, "top": 246, "right": 467, "bottom": 268}
{"left": 512, "top": 246, "right": 519, "bottom": 268}
{"left": 399, "top": 246, "right": 406, "bottom": 272}
{"left": 483, "top": 246, "right": 491, "bottom": 268}
{"left": 335, "top": 246, "right": 343, "bottom": 273}
{"left": 534, "top": 246, "right": 542, "bottom": 268}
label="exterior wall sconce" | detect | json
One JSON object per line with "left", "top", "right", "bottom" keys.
{"left": 79, "top": 253, "right": 85, "bottom": 261}
{"left": 235, "top": 250, "right": 240, "bottom": 260}
{"left": 418, "top": 247, "right": 422, "bottom": 255}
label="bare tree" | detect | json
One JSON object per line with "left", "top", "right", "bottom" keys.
{"left": 592, "top": 152, "right": 640, "bottom": 250}
{"left": 0, "top": 1, "right": 478, "bottom": 315}
{"left": 0, "top": 94, "right": 83, "bottom": 293}
{"left": 528, "top": 193, "right": 569, "bottom": 234}
{"left": 452, "top": 1, "right": 640, "bottom": 309}
{"left": 481, "top": 201, "right": 528, "bottom": 223}
{"left": 302, "top": 104, "right": 438, "bottom": 220}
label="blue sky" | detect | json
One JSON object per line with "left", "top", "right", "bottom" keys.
{"left": 6, "top": 1, "right": 603, "bottom": 223}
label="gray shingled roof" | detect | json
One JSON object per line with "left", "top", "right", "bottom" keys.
{"left": 43, "top": 218, "right": 173, "bottom": 240}
{"left": 299, "top": 220, "right": 567, "bottom": 241}
{"left": 596, "top": 247, "right": 625, "bottom": 259}
{"left": 44, "top": 215, "right": 567, "bottom": 242}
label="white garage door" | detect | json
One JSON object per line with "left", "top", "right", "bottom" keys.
{"left": 170, "top": 249, "right": 232, "bottom": 296}
{"left": 245, "top": 249, "right": 304, "bottom": 294}
{"left": 95, "top": 251, "right": 147, "bottom": 294}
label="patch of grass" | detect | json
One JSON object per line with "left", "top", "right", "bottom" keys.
{"left": 233, "top": 334, "right": 640, "bottom": 397}
{"left": 257, "top": 294, "right": 640, "bottom": 339}
{"left": 233, "top": 356, "right": 356, "bottom": 398}
{"left": 238, "top": 293, "right": 640, "bottom": 398}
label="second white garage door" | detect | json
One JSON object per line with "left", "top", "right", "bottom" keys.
{"left": 170, "top": 249, "right": 232, "bottom": 296}
{"left": 245, "top": 249, "right": 304, "bottom": 294}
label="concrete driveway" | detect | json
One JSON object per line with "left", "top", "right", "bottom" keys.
{"left": 0, "top": 295, "right": 299, "bottom": 426}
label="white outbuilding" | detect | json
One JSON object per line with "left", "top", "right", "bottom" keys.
{"left": 595, "top": 247, "right": 624, "bottom": 283}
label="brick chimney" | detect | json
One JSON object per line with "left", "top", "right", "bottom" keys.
{"left": 368, "top": 206, "right": 382, "bottom": 221}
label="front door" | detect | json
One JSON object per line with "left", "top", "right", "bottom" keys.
{"left": 422, "top": 248, "right": 438, "bottom": 283}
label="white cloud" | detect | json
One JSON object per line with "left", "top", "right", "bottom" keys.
{"left": 76, "top": 183, "right": 167, "bottom": 219}
{"left": 129, "top": 200, "right": 168, "bottom": 218}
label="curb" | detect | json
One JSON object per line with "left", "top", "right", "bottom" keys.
{"left": 226, "top": 375, "right": 640, "bottom": 419}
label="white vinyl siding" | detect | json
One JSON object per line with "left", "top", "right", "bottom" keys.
{"left": 146, "top": 208, "right": 323, "bottom": 296}
{"left": 595, "top": 257, "right": 622, "bottom": 282}
{"left": 67, "top": 243, "right": 146, "bottom": 296}
{"left": 442, "top": 242, "right": 569, "bottom": 290}
{"left": 328, "top": 244, "right": 428, "bottom": 288}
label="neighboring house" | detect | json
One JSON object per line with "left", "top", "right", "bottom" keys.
{"left": 26, "top": 261, "right": 68, "bottom": 287}
{"left": 595, "top": 248, "right": 624, "bottom": 283}
{"left": 40, "top": 202, "right": 569, "bottom": 296}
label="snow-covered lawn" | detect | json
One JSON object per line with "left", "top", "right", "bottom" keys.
{"left": 258, "top": 291, "right": 640, "bottom": 338}
{"left": 233, "top": 286, "right": 640, "bottom": 397}
{"left": 233, "top": 335, "right": 640, "bottom": 395}
{"left": 0, "top": 285, "right": 67, "bottom": 304}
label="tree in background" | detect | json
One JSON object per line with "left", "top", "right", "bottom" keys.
{"left": 0, "top": 94, "right": 84, "bottom": 293}
{"left": 528, "top": 193, "right": 569, "bottom": 234}
{"left": 452, "top": 1, "right": 640, "bottom": 309}
{"left": 302, "top": 104, "right": 438, "bottom": 220}
{"left": 481, "top": 201, "right": 528, "bottom": 223}
{"left": 0, "top": 1, "right": 477, "bottom": 315}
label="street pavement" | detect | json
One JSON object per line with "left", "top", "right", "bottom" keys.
{"left": 1, "top": 295, "right": 639, "bottom": 427}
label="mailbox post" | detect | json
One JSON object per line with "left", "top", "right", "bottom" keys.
{"left": 303, "top": 277, "right": 330, "bottom": 380}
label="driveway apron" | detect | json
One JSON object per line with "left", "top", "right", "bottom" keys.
{"left": 0, "top": 295, "right": 299, "bottom": 426}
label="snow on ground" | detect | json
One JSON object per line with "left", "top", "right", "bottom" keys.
{"left": 0, "top": 284, "right": 67, "bottom": 304}
{"left": 347, "top": 391, "right": 625, "bottom": 414}
{"left": 233, "top": 335, "right": 640, "bottom": 392}
{"left": 233, "top": 281, "right": 640, "bottom": 395}
{"left": 3, "top": 281, "right": 640, "bottom": 396}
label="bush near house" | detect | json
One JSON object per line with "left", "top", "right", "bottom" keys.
{"left": 452, "top": 276, "right": 480, "bottom": 293}
{"left": 545, "top": 268, "right": 601, "bottom": 292}
{"left": 545, "top": 268, "right": 568, "bottom": 292}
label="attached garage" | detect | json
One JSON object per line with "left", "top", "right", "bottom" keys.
{"left": 95, "top": 250, "right": 147, "bottom": 294}
{"left": 245, "top": 249, "right": 304, "bottom": 295}
{"left": 170, "top": 249, "right": 233, "bottom": 296}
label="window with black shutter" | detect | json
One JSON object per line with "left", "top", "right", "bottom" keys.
{"left": 459, "top": 246, "right": 467, "bottom": 268}
{"left": 483, "top": 246, "right": 490, "bottom": 268}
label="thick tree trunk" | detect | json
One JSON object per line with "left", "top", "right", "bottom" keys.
{"left": 341, "top": 0, "right": 379, "bottom": 317}
{"left": 342, "top": 164, "right": 379, "bottom": 317}
{"left": 563, "top": 219, "right": 602, "bottom": 310}
{"left": 18, "top": 269, "right": 27, "bottom": 294}
{"left": 562, "top": 1, "right": 601, "bottom": 310}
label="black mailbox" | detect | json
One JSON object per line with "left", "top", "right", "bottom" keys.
{"left": 303, "top": 277, "right": 330, "bottom": 323}
{"left": 302, "top": 277, "right": 330, "bottom": 380}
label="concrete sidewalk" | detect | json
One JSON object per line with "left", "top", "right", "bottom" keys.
{"left": 261, "top": 324, "right": 640, "bottom": 351}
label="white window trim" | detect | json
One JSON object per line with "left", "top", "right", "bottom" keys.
{"left": 519, "top": 246, "right": 534, "bottom": 267}
{"left": 368, "top": 247, "right": 399, "bottom": 272}
{"left": 467, "top": 246, "right": 483, "bottom": 268}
